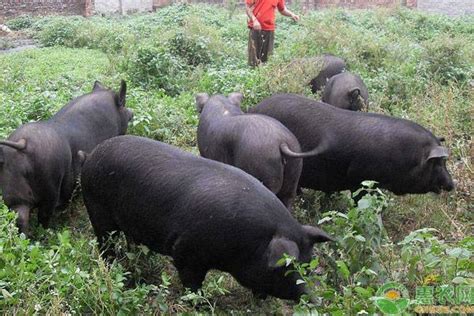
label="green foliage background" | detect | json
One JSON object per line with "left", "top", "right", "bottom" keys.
{"left": 1, "top": 4, "right": 473, "bottom": 314}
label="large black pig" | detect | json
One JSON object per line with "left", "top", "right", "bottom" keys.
{"left": 250, "top": 94, "right": 454, "bottom": 195}
{"left": 80, "top": 135, "right": 333, "bottom": 300}
{"left": 196, "top": 93, "right": 322, "bottom": 210}
{"left": 0, "top": 81, "right": 133, "bottom": 234}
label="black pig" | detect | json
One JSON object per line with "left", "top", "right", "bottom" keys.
{"left": 322, "top": 72, "right": 369, "bottom": 111}
{"left": 250, "top": 94, "right": 454, "bottom": 195}
{"left": 196, "top": 93, "right": 322, "bottom": 210}
{"left": 0, "top": 81, "right": 133, "bottom": 234}
{"left": 80, "top": 135, "right": 333, "bottom": 301}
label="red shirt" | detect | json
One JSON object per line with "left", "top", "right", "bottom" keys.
{"left": 246, "top": 0, "right": 285, "bottom": 31}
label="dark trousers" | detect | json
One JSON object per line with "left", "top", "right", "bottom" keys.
{"left": 248, "top": 29, "right": 275, "bottom": 67}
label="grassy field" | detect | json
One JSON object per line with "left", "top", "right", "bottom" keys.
{"left": 0, "top": 4, "right": 472, "bottom": 314}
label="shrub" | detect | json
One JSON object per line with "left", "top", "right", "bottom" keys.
{"left": 37, "top": 18, "right": 81, "bottom": 47}
{"left": 168, "top": 32, "right": 212, "bottom": 66}
{"left": 125, "top": 44, "right": 188, "bottom": 95}
{"left": 6, "top": 15, "right": 34, "bottom": 31}
{"left": 286, "top": 188, "right": 473, "bottom": 314}
{"left": 418, "top": 35, "right": 473, "bottom": 85}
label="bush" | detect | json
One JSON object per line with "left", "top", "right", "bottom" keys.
{"left": 37, "top": 18, "right": 81, "bottom": 47}
{"left": 168, "top": 32, "right": 212, "bottom": 66}
{"left": 418, "top": 35, "right": 473, "bottom": 85}
{"left": 6, "top": 15, "right": 34, "bottom": 31}
{"left": 286, "top": 187, "right": 473, "bottom": 314}
{"left": 125, "top": 44, "right": 188, "bottom": 95}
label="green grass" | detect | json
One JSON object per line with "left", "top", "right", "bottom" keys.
{"left": 0, "top": 4, "right": 472, "bottom": 314}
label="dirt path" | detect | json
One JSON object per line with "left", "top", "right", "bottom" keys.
{"left": 0, "top": 29, "right": 38, "bottom": 54}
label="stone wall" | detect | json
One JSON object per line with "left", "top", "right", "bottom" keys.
{"left": 0, "top": 0, "right": 85, "bottom": 18}
{"left": 417, "top": 0, "right": 473, "bottom": 16}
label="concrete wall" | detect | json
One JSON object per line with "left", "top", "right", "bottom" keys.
{"left": 93, "top": 0, "right": 120, "bottom": 14}
{"left": 94, "top": 0, "right": 153, "bottom": 14}
{"left": 417, "top": 0, "right": 473, "bottom": 16}
{"left": 122, "top": 0, "right": 153, "bottom": 13}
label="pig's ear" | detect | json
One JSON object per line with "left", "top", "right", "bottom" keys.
{"left": 115, "top": 80, "right": 127, "bottom": 108}
{"left": 302, "top": 225, "right": 334, "bottom": 244}
{"left": 93, "top": 81, "right": 106, "bottom": 91}
{"left": 195, "top": 93, "right": 209, "bottom": 113}
{"left": 427, "top": 146, "right": 449, "bottom": 161}
{"left": 267, "top": 237, "right": 300, "bottom": 268}
{"left": 228, "top": 92, "right": 243, "bottom": 107}
{"left": 349, "top": 88, "right": 360, "bottom": 102}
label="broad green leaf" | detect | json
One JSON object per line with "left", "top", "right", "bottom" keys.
{"left": 310, "top": 258, "right": 319, "bottom": 270}
{"left": 336, "top": 261, "right": 350, "bottom": 281}
{"left": 354, "top": 286, "right": 371, "bottom": 298}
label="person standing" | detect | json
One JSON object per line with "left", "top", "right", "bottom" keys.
{"left": 246, "top": 0, "right": 299, "bottom": 67}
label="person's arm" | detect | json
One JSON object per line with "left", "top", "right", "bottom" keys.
{"left": 279, "top": 6, "right": 300, "bottom": 22}
{"left": 246, "top": 1, "right": 262, "bottom": 30}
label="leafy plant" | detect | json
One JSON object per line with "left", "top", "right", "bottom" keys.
{"left": 125, "top": 44, "right": 188, "bottom": 95}
{"left": 6, "top": 15, "right": 35, "bottom": 31}
{"left": 168, "top": 32, "right": 212, "bottom": 67}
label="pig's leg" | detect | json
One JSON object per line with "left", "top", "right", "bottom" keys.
{"left": 85, "top": 201, "right": 119, "bottom": 259}
{"left": 177, "top": 266, "right": 207, "bottom": 292}
{"left": 173, "top": 245, "right": 207, "bottom": 291}
{"left": 237, "top": 156, "right": 284, "bottom": 194}
{"left": 57, "top": 170, "right": 75, "bottom": 210}
{"left": 276, "top": 159, "right": 303, "bottom": 212}
{"left": 38, "top": 171, "right": 64, "bottom": 228}
{"left": 37, "top": 201, "right": 57, "bottom": 229}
